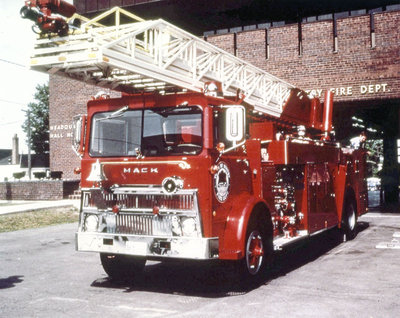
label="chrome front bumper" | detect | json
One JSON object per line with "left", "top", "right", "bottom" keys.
{"left": 76, "top": 231, "right": 219, "bottom": 260}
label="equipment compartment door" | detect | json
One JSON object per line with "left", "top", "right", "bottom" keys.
{"left": 307, "top": 163, "right": 338, "bottom": 233}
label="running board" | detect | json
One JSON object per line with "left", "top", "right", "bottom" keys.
{"left": 273, "top": 231, "right": 309, "bottom": 251}
{"left": 273, "top": 226, "right": 338, "bottom": 250}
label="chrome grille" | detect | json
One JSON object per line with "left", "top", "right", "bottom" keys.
{"left": 112, "top": 193, "right": 194, "bottom": 211}
{"left": 84, "top": 190, "right": 194, "bottom": 212}
{"left": 82, "top": 188, "right": 201, "bottom": 236}
{"left": 115, "top": 214, "right": 172, "bottom": 236}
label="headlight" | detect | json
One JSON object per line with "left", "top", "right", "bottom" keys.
{"left": 181, "top": 217, "right": 197, "bottom": 237}
{"left": 84, "top": 214, "right": 99, "bottom": 232}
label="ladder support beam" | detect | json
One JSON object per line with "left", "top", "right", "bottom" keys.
{"left": 30, "top": 7, "right": 294, "bottom": 117}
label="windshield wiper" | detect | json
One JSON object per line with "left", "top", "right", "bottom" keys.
{"left": 153, "top": 107, "right": 195, "bottom": 117}
{"left": 96, "top": 106, "right": 129, "bottom": 122}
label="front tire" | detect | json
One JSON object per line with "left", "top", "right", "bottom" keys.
{"left": 240, "top": 214, "right": 273, "bottom": 281}
{"left": 100, "top": 253, "right": 146, "bottom": 282}
{"left": 245, "top": 230, "right": 265, "bottom": 275}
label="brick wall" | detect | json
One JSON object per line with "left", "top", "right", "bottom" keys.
{"left": 49, "top": 75, "right": 120, "bottom": 179}
{"left": 207, "top": 10, "right": 400, "bottom": 103}
{"left": 0, "top": 180, "right": 79, "bottom": 200}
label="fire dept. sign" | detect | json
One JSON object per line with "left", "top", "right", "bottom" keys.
{"left": 214, "top": 162, "right": 231, "bottom": 202}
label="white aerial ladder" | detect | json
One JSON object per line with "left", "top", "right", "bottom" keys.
{"left": 29, "top": 7, "right": 294, "bottom": 117}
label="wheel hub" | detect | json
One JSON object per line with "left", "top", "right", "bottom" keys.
{"left": 246, "top": 231, "right": 264, "bottom": 275}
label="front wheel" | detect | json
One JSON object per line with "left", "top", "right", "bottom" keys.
{"left": 239, "top": 216, "right": 273, "bottom": 281}
{"left": 100, "top": 253, "right": 146, "bottom": 282}
{"left": 245, "top": 230, "right": 265, "bottom": 275}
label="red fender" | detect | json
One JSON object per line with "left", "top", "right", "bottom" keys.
{"left": 218, "top": 193, "right": 269, "bottom": 260}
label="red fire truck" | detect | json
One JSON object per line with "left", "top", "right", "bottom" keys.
{"left": 23, "top": 2, "right": 367, "bottom": 280}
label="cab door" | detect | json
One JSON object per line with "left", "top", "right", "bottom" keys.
{"left": 211, "top": 106, "right": 251, "bottom": 240}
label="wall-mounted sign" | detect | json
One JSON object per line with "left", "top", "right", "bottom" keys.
{"left": 306, "top": 83, "right": 390, "bottom": 98}
{"left": 49, "top": 123, "right": 73, "bottom": 139}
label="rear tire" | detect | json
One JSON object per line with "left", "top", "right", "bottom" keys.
{"left": 100, "top": 253, "right": 146, "bottom": 282}
{"left": 342, "top": 196, "right": 357, "bottom": 240}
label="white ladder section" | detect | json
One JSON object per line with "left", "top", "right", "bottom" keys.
{"left": 30, "top": 7, "right": 293, "bottom": 117}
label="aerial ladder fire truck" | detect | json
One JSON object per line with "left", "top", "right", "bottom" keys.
{"left": 22, "top": 1, "right": 367, "bottom": 280}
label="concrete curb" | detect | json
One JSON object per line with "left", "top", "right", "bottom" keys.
{"left": 0, "top": 200, "right": 80, "bottom": 215}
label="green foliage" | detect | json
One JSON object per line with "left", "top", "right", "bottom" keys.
{"left": 33, "top": 171, "right": 46, "bottom": 179}
{"left": 13, "top": 171, "right": 26, "bottom": 180}
{"left": 22, "top": 83, "right": 49, "bottom": 154}
{"left": 0, "top": 208, "right": 78, "bottom": 233}
{"left": 365, "top": 139, "right": 383, "bottom": 177}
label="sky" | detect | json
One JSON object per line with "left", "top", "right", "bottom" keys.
{"left": 0, "top": 0, "right": 73, "bottom": 153}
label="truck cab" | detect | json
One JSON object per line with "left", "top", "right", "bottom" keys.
{"left": 74, "top": 91, "right": 262, "bottom": 277}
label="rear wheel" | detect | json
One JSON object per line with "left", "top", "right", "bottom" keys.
{"left": 342, "top": 196, "right": 357, "bottom": 240}
{"left": 100, "top": 253, "right": 146, "bottom": 282}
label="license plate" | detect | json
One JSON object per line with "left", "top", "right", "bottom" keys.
{"left": 126, "top": 241, "right": 147, "bottom": 255}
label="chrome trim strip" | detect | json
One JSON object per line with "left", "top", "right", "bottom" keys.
{"left": 100, "top": 160, "right": 191, "bottom": 169}
{"left": 112, "top": 187, "right": 197, "bottom": 195}
{"left": 108, "top": 209, "right": 197, "bottom": 216}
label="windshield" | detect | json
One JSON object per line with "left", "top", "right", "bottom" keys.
{"left": 89, "top": 106, "right": 202, "bottom": 157}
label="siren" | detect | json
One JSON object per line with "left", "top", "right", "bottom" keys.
{"left": 204, "top": 81, "right": 223, "bottom": 97}
{"left": 162, "top": 176, "right": 183, "bottom": 194}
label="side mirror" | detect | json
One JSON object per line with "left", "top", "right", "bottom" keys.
{"left": 225, "top": 106, "right": 245, "bottom": 144}
{"left": 72, "top": 115, "right": 86, "bottom": 157}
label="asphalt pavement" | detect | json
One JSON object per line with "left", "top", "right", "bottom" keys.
{"left": 1, "top": 212, "right": 400, "bottom": 317}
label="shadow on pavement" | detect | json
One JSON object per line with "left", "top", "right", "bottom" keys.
{"left": 0, "top": 275, "right": 24, "bottom": 289}
{"left": 90, "top": 222, "right": 369, "bottom": 297}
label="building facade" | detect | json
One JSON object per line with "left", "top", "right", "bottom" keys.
{"left": 206, "top": 9, "right": 400, "bottom": 105}
{"left": 50, "top": 2, "right": 400, "bottom": 201}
